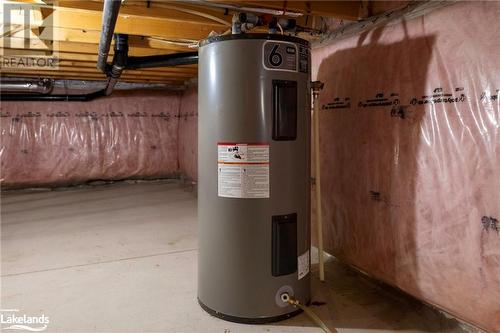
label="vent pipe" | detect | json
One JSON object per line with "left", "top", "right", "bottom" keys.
{"left": 105, "top": 34, "right": 129, "bottom": 95}
{"left": 97, "top": 0, "right": 121, "bottom": 72}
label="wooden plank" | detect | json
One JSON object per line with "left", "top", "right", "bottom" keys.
{"left": 54, "top": 61, "right": 198, "bottom": 74}
{"left": 0, "top": 65, "right": 195, "bottom": 79}
{"left": 0, "top": 48, "right": 171, "bottom": 64}
{"left": 1, "top": 73, "right": 184, "bottom": 86}
{"left": 0, "top": 37, "right": 188, "bottom": 57}
{"left": 0, "top": 68, "right": 190, "bottom": 80}
{"left": 6, "top": 27, "right": 195, "bottom": 51}
{"left": 2, "top": 49, "right": 103, "bottom": 62}
{"left": 4, "top": 0, "right": 228, "bottom": 40}
{"left": 56, "top": 0, "right": 231, "bottom": 26}
{"left": 212, "top": 1, "right": 361, "bottom": 20}
{"left": 1, "top": 72, "right": 185, "bottom": 84}
{"left": 1, "top": 48, "right": 198, "bottom": 74}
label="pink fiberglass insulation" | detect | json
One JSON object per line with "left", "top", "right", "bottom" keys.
{"left": 312, "top": 1, "right": 499, "bottom": 332}
{"left": 0, "top": 90, "right": 181, "bottom": 188}
{"left": 178, "top": 85, "right": 198, "bottom": 181}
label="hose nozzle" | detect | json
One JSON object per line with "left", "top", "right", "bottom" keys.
{"left": 280, "top": 293, "right": 335, "bottom": 333}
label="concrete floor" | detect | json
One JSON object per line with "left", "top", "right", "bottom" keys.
{"left": 1, "top": 181, "right": 468, "bottom": 333}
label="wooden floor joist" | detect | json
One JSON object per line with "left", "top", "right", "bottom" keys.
{"left": 1, "top": 38, "right": 190, "bottom": 57}
{"left": 5, "top": 0, "right": 229, "bottom": 40}
{"left": 1, "top": 67, "right": 193, "bottom": 80}
{"left": 1, "top": 73, "right": 182, "bottom": 84}
{"left": 1, "top": 0, "right": 361, "bottom": 87}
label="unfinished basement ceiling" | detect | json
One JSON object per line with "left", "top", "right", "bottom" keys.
{"left": 0, "top": 0, "right": 377, "bottom": 87}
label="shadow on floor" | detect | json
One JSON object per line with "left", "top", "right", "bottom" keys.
{"left": 275, "top": 254, "right": 471, "bottom": 333}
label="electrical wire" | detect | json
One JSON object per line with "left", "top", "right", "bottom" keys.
{"left": 179, "top": 0, "right": 304, "bottom": 18}
{"left": 153, "top": 4, "right": 231, "bottom": 27}
{"left": 121, "top": 1, "right": 229, "bottom": 48}
{"left": 121, "top": 0, "right": 231, "bottom": 27}
{"left": 277, "top": 22, "right": 284, "bottom": 35}
{"left": 146, "top": 36, "right": 199, "bottom": 48}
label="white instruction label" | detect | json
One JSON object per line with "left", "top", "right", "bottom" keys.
{"left": 298, "top": 250, "right": 310, "bottom": 280}
{"left": 218, "top": 143, "right": 270, "bottom": 198}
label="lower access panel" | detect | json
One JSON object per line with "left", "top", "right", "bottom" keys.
{"left": 272, "top": 213, "right": 298, "bottom": 276}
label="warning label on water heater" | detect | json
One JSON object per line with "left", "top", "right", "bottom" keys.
{"left": 217, "top": 143, "right": 270, "bottom": 198}
{"left": 298, "top": 250, "right": 310, "bottom": 280}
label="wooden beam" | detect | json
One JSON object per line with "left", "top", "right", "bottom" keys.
{"left": 56, "top": 0, "right": 231, "bottom": 27}
{"left": 1, "top": 74, "right": 182, "bottom": 84}
{"left": 212, "top": 1, "right": 361, "bottom": 20}
{"left": 4, "top": 1, "right": 228, "bottom": 40}
{"left": 54, "top": 61, "right": 197, "bottom": 75}
{"left": 2, "top": 49, "right": 103, "bottom": 62}
{"left": 7, "top": 27, "right": 195, "bottom": 52}
{"left": 0, "top": 37, "right": 190, "bottom": 57}
{"left": 0, "top": 65, "right": 196, "bottom": 79}
{"left": 1, "top": 48, "right": 198, "bottom": 73}
{"left": 1, "top": 72, "right": 185, "bottom": 84}
{"left": 0, "top": 48, "right": 165, "bottom": 63}
{"left": 0, "top": 67, "right": 192, "bottom": 79}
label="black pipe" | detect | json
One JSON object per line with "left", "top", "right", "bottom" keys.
{"left": 1, "top": 37, "right": 198, "bottom": 101}
{"left": 105, "top": 34, "right": 129, "bottom": 95}
{"left": 0, "top": 89, "right": 105, "bottom": 102}
{"left": 126, "top": 52, "right": 198, "bottom": 70}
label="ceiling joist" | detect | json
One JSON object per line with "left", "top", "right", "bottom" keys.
{"left": 1, "top": 0, "right": 361, "bottom": 86}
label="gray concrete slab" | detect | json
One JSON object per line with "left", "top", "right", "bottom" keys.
{"left": 1, "top": 181, "right": 469, "bottom": 333}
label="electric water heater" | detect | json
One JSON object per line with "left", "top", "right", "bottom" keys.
{"left": 198, "top": 34, "right": 311, "bottom": 323}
